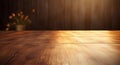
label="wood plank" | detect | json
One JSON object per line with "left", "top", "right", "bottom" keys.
{"left": 64, "top": 0, "right": 72, "bottom": 29}
{"left": 37, "top": 0, "right": 48, "bottom": 30}
{"left": 48, "top": 0, "right": 65, "bottom": 30}
{"left": 71, "top": 0, "right": 80, "bottom": 29}
{"left": 1, "top": 0, "right": 120, "bottom": 30}
{"left": 48, "top": 0, "right": 58, "bottom": 29}
{"left": 0, "top": 31, "right": 120, "bottom": 65}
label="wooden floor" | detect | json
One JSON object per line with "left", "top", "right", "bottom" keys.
{"left": 0, "top": 31, "right": 120, "bottom": 65}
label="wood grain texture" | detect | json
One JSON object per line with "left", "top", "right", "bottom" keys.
{"left": 0, "top": 31, "right": 120, "bottom": 65}
{"left": 1, "top": 0, "right": 120, "bottom": 30}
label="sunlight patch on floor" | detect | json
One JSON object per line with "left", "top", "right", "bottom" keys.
{"left": 53, "top": 31, "right": 114, "bottom": 44}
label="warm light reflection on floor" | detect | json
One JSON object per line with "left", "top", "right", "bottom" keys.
{"left": 53, "top": 31, "right": 118, "bottom": 44}
{"left": 46, "top": 31, "right": 120, "bottom": 65}
{"left": 0, "top": 31, "right": 120, "bottom": 65}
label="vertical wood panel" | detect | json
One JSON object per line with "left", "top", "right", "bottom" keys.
{"left": 48, "top": 0, "right": 58, "bottom": 29}
{"left": 64, "top": 0, "right": 72, "bottom": 29}
{"left": 84, "top": 0, "right": 92, "bottom": 29}
{"left": 1, "top": 0, "right": 120, "bottom": 30}
{"left": 91, "top": 0, "right": 105, "bottom": 29}
{"left": 17, "top": 0, "right": 23, "bottom": 11}
{"left": 29, "top": 0, "right": 37, "bottom": 29}
{"left": 71, "top": 0, "right": 80, "bottom": 29}
{"left": 37, "top": 0, "right": 48, "bottom": 30}
{"left": 103, "top": 0, "right": 112, "bottom": 29}
{"left": 48, "top": 0, "right": 65, "bottom": 30}
{"left": 111, "top": 0, "right": 120, "bottom": 29}
{"left": 78, "top": 0, "right": 86, "bottom": 29}
{"left": 56, "top": 0, "right": 65, "bottom": 30}
{"left": 1, "top": 0, "right": 9, "bottom": 30}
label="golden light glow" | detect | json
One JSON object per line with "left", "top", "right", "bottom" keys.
{"left": 47, "top": 31, "right": 119, "bottom": 65}
{"left": 78, "top": 0, "right": 113, "bottom": 22}
{"left": 53, "top": 31, "right": 113, "bottom": 44}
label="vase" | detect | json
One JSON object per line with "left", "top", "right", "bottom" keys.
{"left": 16, "top": 25, "right": 25, "bottom": 31}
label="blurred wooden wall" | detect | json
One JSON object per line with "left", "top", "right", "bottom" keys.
{"left": 0, "top": 0, "right": 120, "bottom": 30}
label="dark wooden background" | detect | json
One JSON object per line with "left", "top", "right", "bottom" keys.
{"left": 0, "top": 0, "right": 120, "bottom": 30}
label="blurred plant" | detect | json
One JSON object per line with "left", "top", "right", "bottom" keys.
{"left": 6, "top": 11, "right": 32, "bottom": 30}
{"left": 6, "top": 24, "right": 10, "bottom": 31}
{"left": 8, "top": 11, "right": 31, "bottom": 25}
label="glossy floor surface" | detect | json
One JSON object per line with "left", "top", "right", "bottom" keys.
{"left": 0, "top": 31, "right": 120, "bottom": 65}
